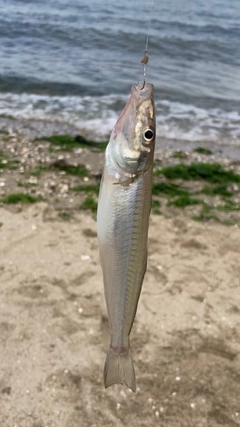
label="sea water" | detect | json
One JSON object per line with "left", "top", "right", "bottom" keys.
{"left": 0, "top": 0, "right": 240, "bottom": 150}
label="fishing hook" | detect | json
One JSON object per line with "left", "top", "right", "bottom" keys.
{"left": 140, "top": 78, "right": 146, "bottom": 90}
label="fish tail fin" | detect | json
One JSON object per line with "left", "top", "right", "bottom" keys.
{"left": 104, "top": 347, "right": 136, "bottom": 392}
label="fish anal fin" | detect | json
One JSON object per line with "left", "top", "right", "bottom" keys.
{"left": 104, "top": 346, "right": 136, "bottom": 392}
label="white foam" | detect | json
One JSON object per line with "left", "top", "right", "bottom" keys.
{"left": 155, "top": 99, "right": 240, "bottom": 144}
{"left": 0, "top": 92, "right": 240, "bottom": 145}
{"left": 0, "top": 92, "right": 123, "bottom": 136}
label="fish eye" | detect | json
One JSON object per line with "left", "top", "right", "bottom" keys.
{"left": 143, "top": 128, "right": 154, "bottom": 143}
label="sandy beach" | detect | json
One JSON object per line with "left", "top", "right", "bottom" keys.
{"left": 0, "top": 129, "right": 240, "bottom": 427}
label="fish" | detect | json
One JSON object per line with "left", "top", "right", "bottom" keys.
{"left": 97, "top": 83, "right": 155, "bottom": 392}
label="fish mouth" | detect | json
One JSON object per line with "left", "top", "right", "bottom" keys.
{"left": 131, "top": 83, "right": 154, "bottom": 102}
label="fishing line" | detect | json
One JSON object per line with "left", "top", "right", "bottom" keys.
{"left": 140, "top": 0, "right": 155, "bottom": 88}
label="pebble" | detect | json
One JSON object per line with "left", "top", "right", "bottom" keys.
{"left": 21, "top": 147, "right": 29, "bottom": 155}
{"left": 81, "top": 255, "right": 91, "bottom": 261}
{"left": 49, "top": 180, "right": 56, "bottom": 189}
{"left": 59, "top": 184, "right": 68, "bottom": 193}
{"left": 28, "top": 177, "right": 38, "bottom": 185}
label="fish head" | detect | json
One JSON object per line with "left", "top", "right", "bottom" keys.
{"left": 109, "top": 83, "right": 155, "bottom": 176}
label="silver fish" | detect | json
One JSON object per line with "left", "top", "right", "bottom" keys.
{"left": 97, "top": 83, "right": 155, "bottom": 392}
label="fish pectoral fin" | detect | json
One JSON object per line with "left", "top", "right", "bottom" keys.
{"left": 104, "top": 347, "right": 136, "bottom": 392}
{"left": 113, "top": 173, "right": 139, "bottom": 186}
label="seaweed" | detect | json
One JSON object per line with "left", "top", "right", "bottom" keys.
{"left": 0, "top": 150, "right": 21, "bottom": 171}
{"left": 192, "top": 204, "right": 219, "bottom": 222}
{"left": 216, "top": 201, "right": 240, "bottom": 212}
{"left": 0, "top": 151, "right": 8, "bottom": 169}
{"left": 152, "top": 199, "right": 162, "bottom": 215}
{"left": 44, "top": 134, "right": 79, "bottom": 151}
{"left": 30, "top": 166, "right": 47, "bottom": 177}
{"left": 171, "top": 151, "right": 188, "bottom": 159}
{"left": 0, "top": 150, "right": 8, "bottom": 160}
{"left": 152, "top": 182, "right": 189, "bottom": 197}
{"left": 70, "top": 184, "right": 99, "bottom": 194}
{"left": 168, "top": 194, "right": 201, "bottom": 208}
{"left": 155, "top": 163, "right": 240, "bottom": 184}
{"left": 41, "top": 134, "right": 108, "bottom": 152}
{"left": 18, "top": 181, "right": 38, "bottom": 188}
{"left": 0, "top": 161, "right": 7, "bottom": 169}
{"left": 194, "top": 147, "right": 212, "bottom": 155}
{"left": 0, "top": 159, "right": 21, "bottom": 170}
{"left": 58, "top": 211, "right": 72, "bottom": 221}
{"left": 201, "top": 184, "right": 233, "bottom": 198}
{"left": 0, "top": 193, "right": 43, "bottom": 204}
{"left": 80, "top": 196, "right": 98, "bottom": 213}
{"left": 52, "top": 160, "right": 88, "bottom": 177}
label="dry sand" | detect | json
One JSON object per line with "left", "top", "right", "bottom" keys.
{"left": 0, "top": 201, "right": 240, "bottom": 427}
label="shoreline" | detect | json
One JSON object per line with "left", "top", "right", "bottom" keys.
{"left": 0, "top": 122, "right": 240, "bottom": 226}
{"left": 1, "top": 116, "right": 240, "bottom": 161}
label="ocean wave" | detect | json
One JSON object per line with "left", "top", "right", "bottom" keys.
{"left": 0, "top": 92, "right": 240, "bottom": 145}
